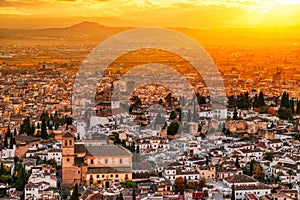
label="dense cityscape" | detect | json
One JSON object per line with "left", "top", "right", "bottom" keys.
{"left": 1, "top": 1, "right": 300, "bottom": 200}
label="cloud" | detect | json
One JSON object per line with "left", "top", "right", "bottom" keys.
{"left": 0, "top": 6, "right": 30, "bottom": 15}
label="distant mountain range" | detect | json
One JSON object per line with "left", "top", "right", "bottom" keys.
{"left": 0, "top": 21, "right": 130, "bottom": 41}
{"left": 0, "top": 21, "right": 299, "bottom": 45}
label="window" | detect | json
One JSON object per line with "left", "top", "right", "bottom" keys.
{"left": 91, "top": 159, "right": 94, "bottom": 164}
{"left": 110, "top": 174, "right": 113, "bottom": 178}
{"left": 64, "top": 140, "right": 68, "bottom": 146}
{"left": 102, "top": 175, "right": 105, "bottom": 178}
{"left": 69, "top": 140, "right": 72, "bottom": 146}
{"left": 67, "top": 158, "right": 70, "bottom": 162}
{"left": 120, "top": 158, "right": 122, "bottom": 164}
{"left": 116, "top": 174, "right": 119, "bottom": 178}
{"left": 105, "top": 159, "right": 108, "bottom": 164}
{"left": 97, "top": 175, "right": 99, "bottom": 178}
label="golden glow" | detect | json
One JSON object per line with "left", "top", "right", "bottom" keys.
{"left": 0, "top": 0, "right": 300, "bottom": 28}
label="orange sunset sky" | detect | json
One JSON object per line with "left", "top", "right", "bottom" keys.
{"left": 0, "top": 0, "right": 300, "bottom": 29}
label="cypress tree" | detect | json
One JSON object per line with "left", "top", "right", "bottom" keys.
{"left": 296, "top": 100, "right": 300, "bottom": 114}
{"left": 6, "top": 126, "right": 11, "bottom": 137}
{"left": 9, "top": 134, "right": 15, "bottom": 149}
{"left": 0, "top": 163, "right": 4, "bottom": 175}
{"left": 258, "top": 91, "right": 265, "bottom": 106}
{"left": 253, "top": 94, "right": 259, "bottom": 108}
{"left": 235, "top": 157, "right": 240, "bottom": 168}
{"left": 231, "top": 184, "right": 235, "bottom": 200}
{"left": 281, "top": 92, "right": 290, "bottom": 108}
{"left": 192, "top": 105, "right": 199, "bottom": 123}
{"left": 187, "top": 109, "right": 192, "bottom": 122}
{"left": 290, "top": 99, "right": 295, "bottom": 114}
{"left": 16, "top": 165, "right": 27, "bottom": 191}
{"left": 41, "top": 118, "right": 48, "bottom": 139}
{"left": 132, "top": 188, "right": 136, "bottom": 200}
{"left": 117, "top": 193, "right": 124, "bottom": 200}
{"left": 169, "top": 110, "right": 177, "bottom": 120}
{"left": 250, "top": 160, "right": 254, "bottom": 176}
{"left": 4, "top": 132, "right": 8, "bottom": 148}
{"left": 228, "top": 95, "right": 236, "bottom": 108}
{"left": 70, "top": 183, "right": 79, "bottom": 200}
{"left": 233, "top": 107, "right": 238, "bottom": 120}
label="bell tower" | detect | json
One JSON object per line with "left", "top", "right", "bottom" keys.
{"left": 62, "top": 132, "right": 77, "bottom": 187}
{"left": 62, "top": 132, "right": 74, "bottom": 167}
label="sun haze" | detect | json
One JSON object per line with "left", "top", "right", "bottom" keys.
{"left": 0, "top": 0, "right": 300, "bottom": 29}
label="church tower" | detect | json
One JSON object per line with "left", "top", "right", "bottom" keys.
{"left": 62, "top": 132, "right": 76, "bottom": 187}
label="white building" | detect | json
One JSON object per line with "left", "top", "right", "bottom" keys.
{"left": 47, "top": 149, "right": 62, "bottom": 165}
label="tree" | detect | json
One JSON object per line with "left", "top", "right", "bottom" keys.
{"left": 290, "top": 99, "right": 295, "bottom": 114}
{"left": 264, "top": 152, "right": 274, "bottom": 161}
{"left": 132, "top": 188, "right": 136, "bottom": 200}
{"left": 9, "top": 134, "right": 15, "bottom": 149}
{"left": 258, "top": 91, "right": 265, "bottom": 107}
{"left": 227, "top": 95, "right": 236, "bottom": 108}
{"left": 158, "top": 98, "right": 163, "bottom": 105}
{"left": 169, "top": 110, "right": 177, "bottom": 120}
{"left": 37, "top": 122, "right": 40, "bottom": 129}
{"left": 225, "top": 129, "right": 231, "bottom": 136}
{"left": 249, "top": 160, "right": 255, "bottom": 176}
{"left": 6, "top": 126, "right": 11, "bottom": 137}
{"left": 40, "top": 118, "right": 48, "bottom": 139}
{"left": 196, "top": 93, "right": 206, "bottom": 105}
{"left": 70, "top": 183, "right": 79, "bottom": 200}
{"left": 233, "top": 107, "right": 238, "bottom": 120}
{"left": 15, "top": 165, "right": 27, "bottom": 191}
{"left": 231, "top": 184, "right": 235, "bottom": 200}
{"left": 3, "top": 132, "right": 8, "bottom": 148}
{"left": 187, "top": 109, "right": 192, "bottom": 122}
{"left": 280, "top": 92, "right": 289, "bottom": 108}
{"left": 121, "top": 180, "right": 136, "bottom": 189}
{"left": 296, "top": 100, "right": 300, "bottom": 114}
{"left": 254, "top": 165, "right": 263, "bottom": 181}
{"left": 117, "top": 193, "right": 124, "bottom": 200}
{"left": 0, "top": 163, "right": 9, "bottom": 176}
{"left": 155, "top": 113, "right": 165, "bottom": 125}
{"left": 295, "top": 134, "right": 300, "bottom": 141}
{"left": 192, "top": 105, "right": 199, "bottom": 123}
{"left": 235, "top": 157, "right": 240, "bottom": 168}
{"left": 278, "top": 107, "right": 293, "bottom": 120}
{"left": 29, "top": 124, "right": 35, "bottom": 136}
{"left": 20, "top": 117, "right": 31, "bottom": 135}
{"left": 165, "top": 93, "right": 173, "bottom": 107}
{"left": 167, "top": 121, "right": 180, "bottom": 135}
{"left": 253, "top": 94, "right": 260, "bottom": 108}
{"left": 174, "top": 177, "right": 186, "bottom": 194}
{"left": 186, "top": 179, "right": 206, "bottom": 190}
{"left": 198, "top": 178, "right": 206, "bottom": 188}
{"left": 260, "top": 105, "right": 269, "bottom": 114}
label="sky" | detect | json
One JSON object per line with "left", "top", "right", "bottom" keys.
{"left": 1, "top": 0, "right": 300, "bottom": 29}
